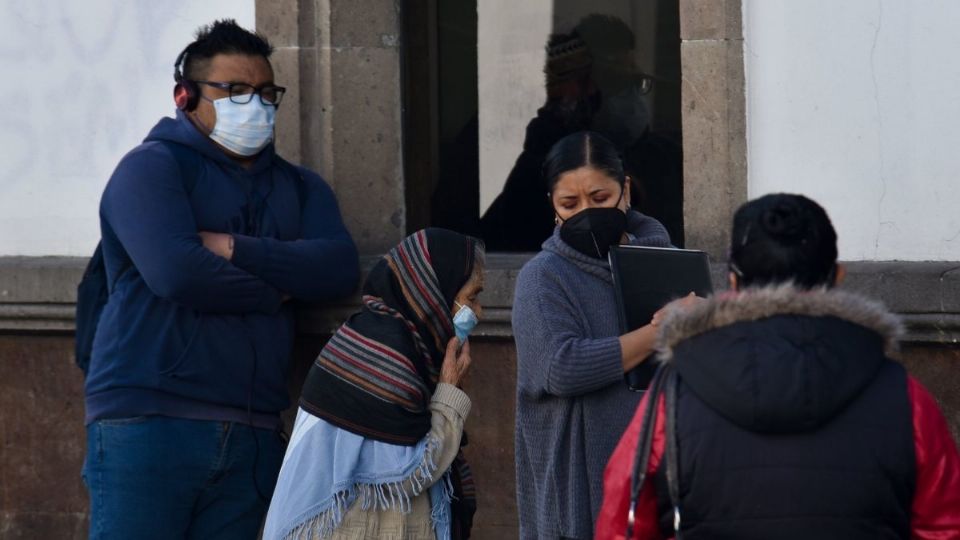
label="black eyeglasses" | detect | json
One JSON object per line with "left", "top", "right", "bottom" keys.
{"left": 193, "top": 80, "right": 286, "bottom": 106}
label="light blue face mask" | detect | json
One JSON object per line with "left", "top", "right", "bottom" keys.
{"left": 453, "top": 302, "right": 479, "bottom": 342}
{"left": 209, "top": 95, "right": 276, "bottom": 156}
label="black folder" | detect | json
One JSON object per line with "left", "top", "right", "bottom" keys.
{"left": 608, "top": 245, "right": 714, "bottom": 390}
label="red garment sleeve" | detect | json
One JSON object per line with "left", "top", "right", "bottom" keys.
{"left": 595, "top": 390, "right": 668, "bottom": 540}
{"left": 908, "top": 375, "right": 960, "bottom": 540}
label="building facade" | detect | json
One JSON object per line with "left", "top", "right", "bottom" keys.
{"left": 1, "top": 1, "right": 958, "bottom": 537}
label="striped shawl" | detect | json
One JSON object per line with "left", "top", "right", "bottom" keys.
{"left": 299, "top": 228, "right": 480, "bottom": 537}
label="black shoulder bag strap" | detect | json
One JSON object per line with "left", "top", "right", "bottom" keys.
{"left": 625, "top": 362, "right": 683, "bottom": 540}
{"left": 626, "top": 363, "right": 668, "bottom": 539}
{"left": 664, "top": 366, "right": 683, "bottom": 538}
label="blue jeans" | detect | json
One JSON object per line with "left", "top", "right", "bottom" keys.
{"left": 82, "top": 416, "right": 285, "bottom": 540}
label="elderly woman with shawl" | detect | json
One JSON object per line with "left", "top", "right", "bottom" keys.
{"left": 263, "top": 229, "right": 484, "bottom": 540}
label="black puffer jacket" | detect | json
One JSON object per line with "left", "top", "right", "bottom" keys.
{"left": 653, "top": 285, "right": 914, "bottom": 540}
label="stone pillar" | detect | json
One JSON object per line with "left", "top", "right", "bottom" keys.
{"left": 679, "top": 0, "right": 747, "bottom": 259}
{"left": 257, "top": 0, "right": 406, "bottom": 255}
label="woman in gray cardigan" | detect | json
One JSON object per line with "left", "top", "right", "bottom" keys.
{"left": 512, "top": 131, "right": 672, "bottom": 539}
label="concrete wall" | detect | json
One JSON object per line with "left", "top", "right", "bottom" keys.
{"left": 678, "top": 0, "right": 747, "bottom": 260}
{"left": 0, "top": 333, "right": 521, "bottom": 539}
{"left": 3, "top": 1, "right": 960, "bottom": 538}
{"left": 743, "top": 0, "right": 960, "bottom": 261}
{"left": 0, "top": 335, "right": 86, "bottom": 538}
{"left": 256, "top": 0, "right": 407, "bottom": 255}
{"left": 0, "top": 0, "right": 255, "bottom": 257}
{"left": 3, "top": 270, "right": 959, "bottom": 538}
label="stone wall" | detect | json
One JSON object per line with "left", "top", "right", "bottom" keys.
{"left": 256, "top": 0, "right": 407, "bottom": 255}
{"left": 2, "top": 331, "right": 958, "bottom": 539}
{"left": 0, "top": 336, "right": 86, "bottom": 539}
{"left": 2, "top": 255, "right": 959, "bottom": 538}
{"left": 679, "top": 0, "right": 748, "bottom": 259}
{"left": 3, "top": 1, "right": 960, "bottom": 538}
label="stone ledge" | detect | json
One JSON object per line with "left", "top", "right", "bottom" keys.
{"left": 0, "top": 304, "right": 75, "bottom": 333}
{"left": 5, "top": 302, "right": 957, "bottom": 345}
{"left": 2, "top": 256, "right": 960, "bottom": 344}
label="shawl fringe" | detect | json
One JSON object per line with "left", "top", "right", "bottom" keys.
{"left": 281, "top": 434, "right": 453, "bottom": 540}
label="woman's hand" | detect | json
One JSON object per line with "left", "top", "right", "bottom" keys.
{"left": 621, "top": 293, "right": 707, "bottom": 372}
{"left": 651, "top": 292, "right": 705, "bottom": 327}
{"left": 440, "top": 338, "right": 472, "bottom": 386}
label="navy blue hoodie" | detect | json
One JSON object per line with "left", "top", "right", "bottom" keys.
{"left": 85, "top": 110, "right": 360, "bottom": 427}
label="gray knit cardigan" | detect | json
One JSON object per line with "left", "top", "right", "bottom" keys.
{"left": 512, "top": 211, "right": 671, "bottom": 539}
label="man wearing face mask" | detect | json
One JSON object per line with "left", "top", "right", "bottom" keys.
{"left": 82, "top": 20, "right": 359, "bottom": 539}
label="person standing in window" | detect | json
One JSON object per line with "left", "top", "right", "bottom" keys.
{"left": 512, "top": 131, "right": 674, "bottom": 539}
{"left": 480, "top": 31, "right": 597, "bottom": 251}
{"left": 480, "top": 15, "right": 684, "bottom": 252}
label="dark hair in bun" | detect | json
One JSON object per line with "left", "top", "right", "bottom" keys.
{"left": 543, "top": 131, "right": 625, "bottom": 193}
{"left": 729, "top": 193, "right": 838, "bottom": 289}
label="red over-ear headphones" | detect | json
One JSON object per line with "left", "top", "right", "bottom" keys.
{"left": 173, "top": 46, "right": 200, "bottom": 112}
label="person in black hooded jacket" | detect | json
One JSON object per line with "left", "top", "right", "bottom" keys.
{"left": 595, "top": 193, "right": 960, "bottom": 540}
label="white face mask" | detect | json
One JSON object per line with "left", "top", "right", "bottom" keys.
{"left": 208, "top": 96, "right": 276, "bottom": 156}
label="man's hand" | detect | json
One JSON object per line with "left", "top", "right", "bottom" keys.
{"left": 198, "top": 232, "right": 234, "bottom": 261}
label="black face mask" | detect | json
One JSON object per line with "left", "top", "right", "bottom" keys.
{"left": 558, "top": 206, "right": 628, "bottom": 259}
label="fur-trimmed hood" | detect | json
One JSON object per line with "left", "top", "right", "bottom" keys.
{"left": 654, "top": 285, "right": 904, "bottom": 433}
{"left": 657, "top": 285, "right": 903, "bottom": 360}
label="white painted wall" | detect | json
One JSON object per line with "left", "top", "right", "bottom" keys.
{"left": 0, "top": 0, "right": 255, "bottom": 256}
{"left": 744, "top": 0, "right": 960, "bottom": 261}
